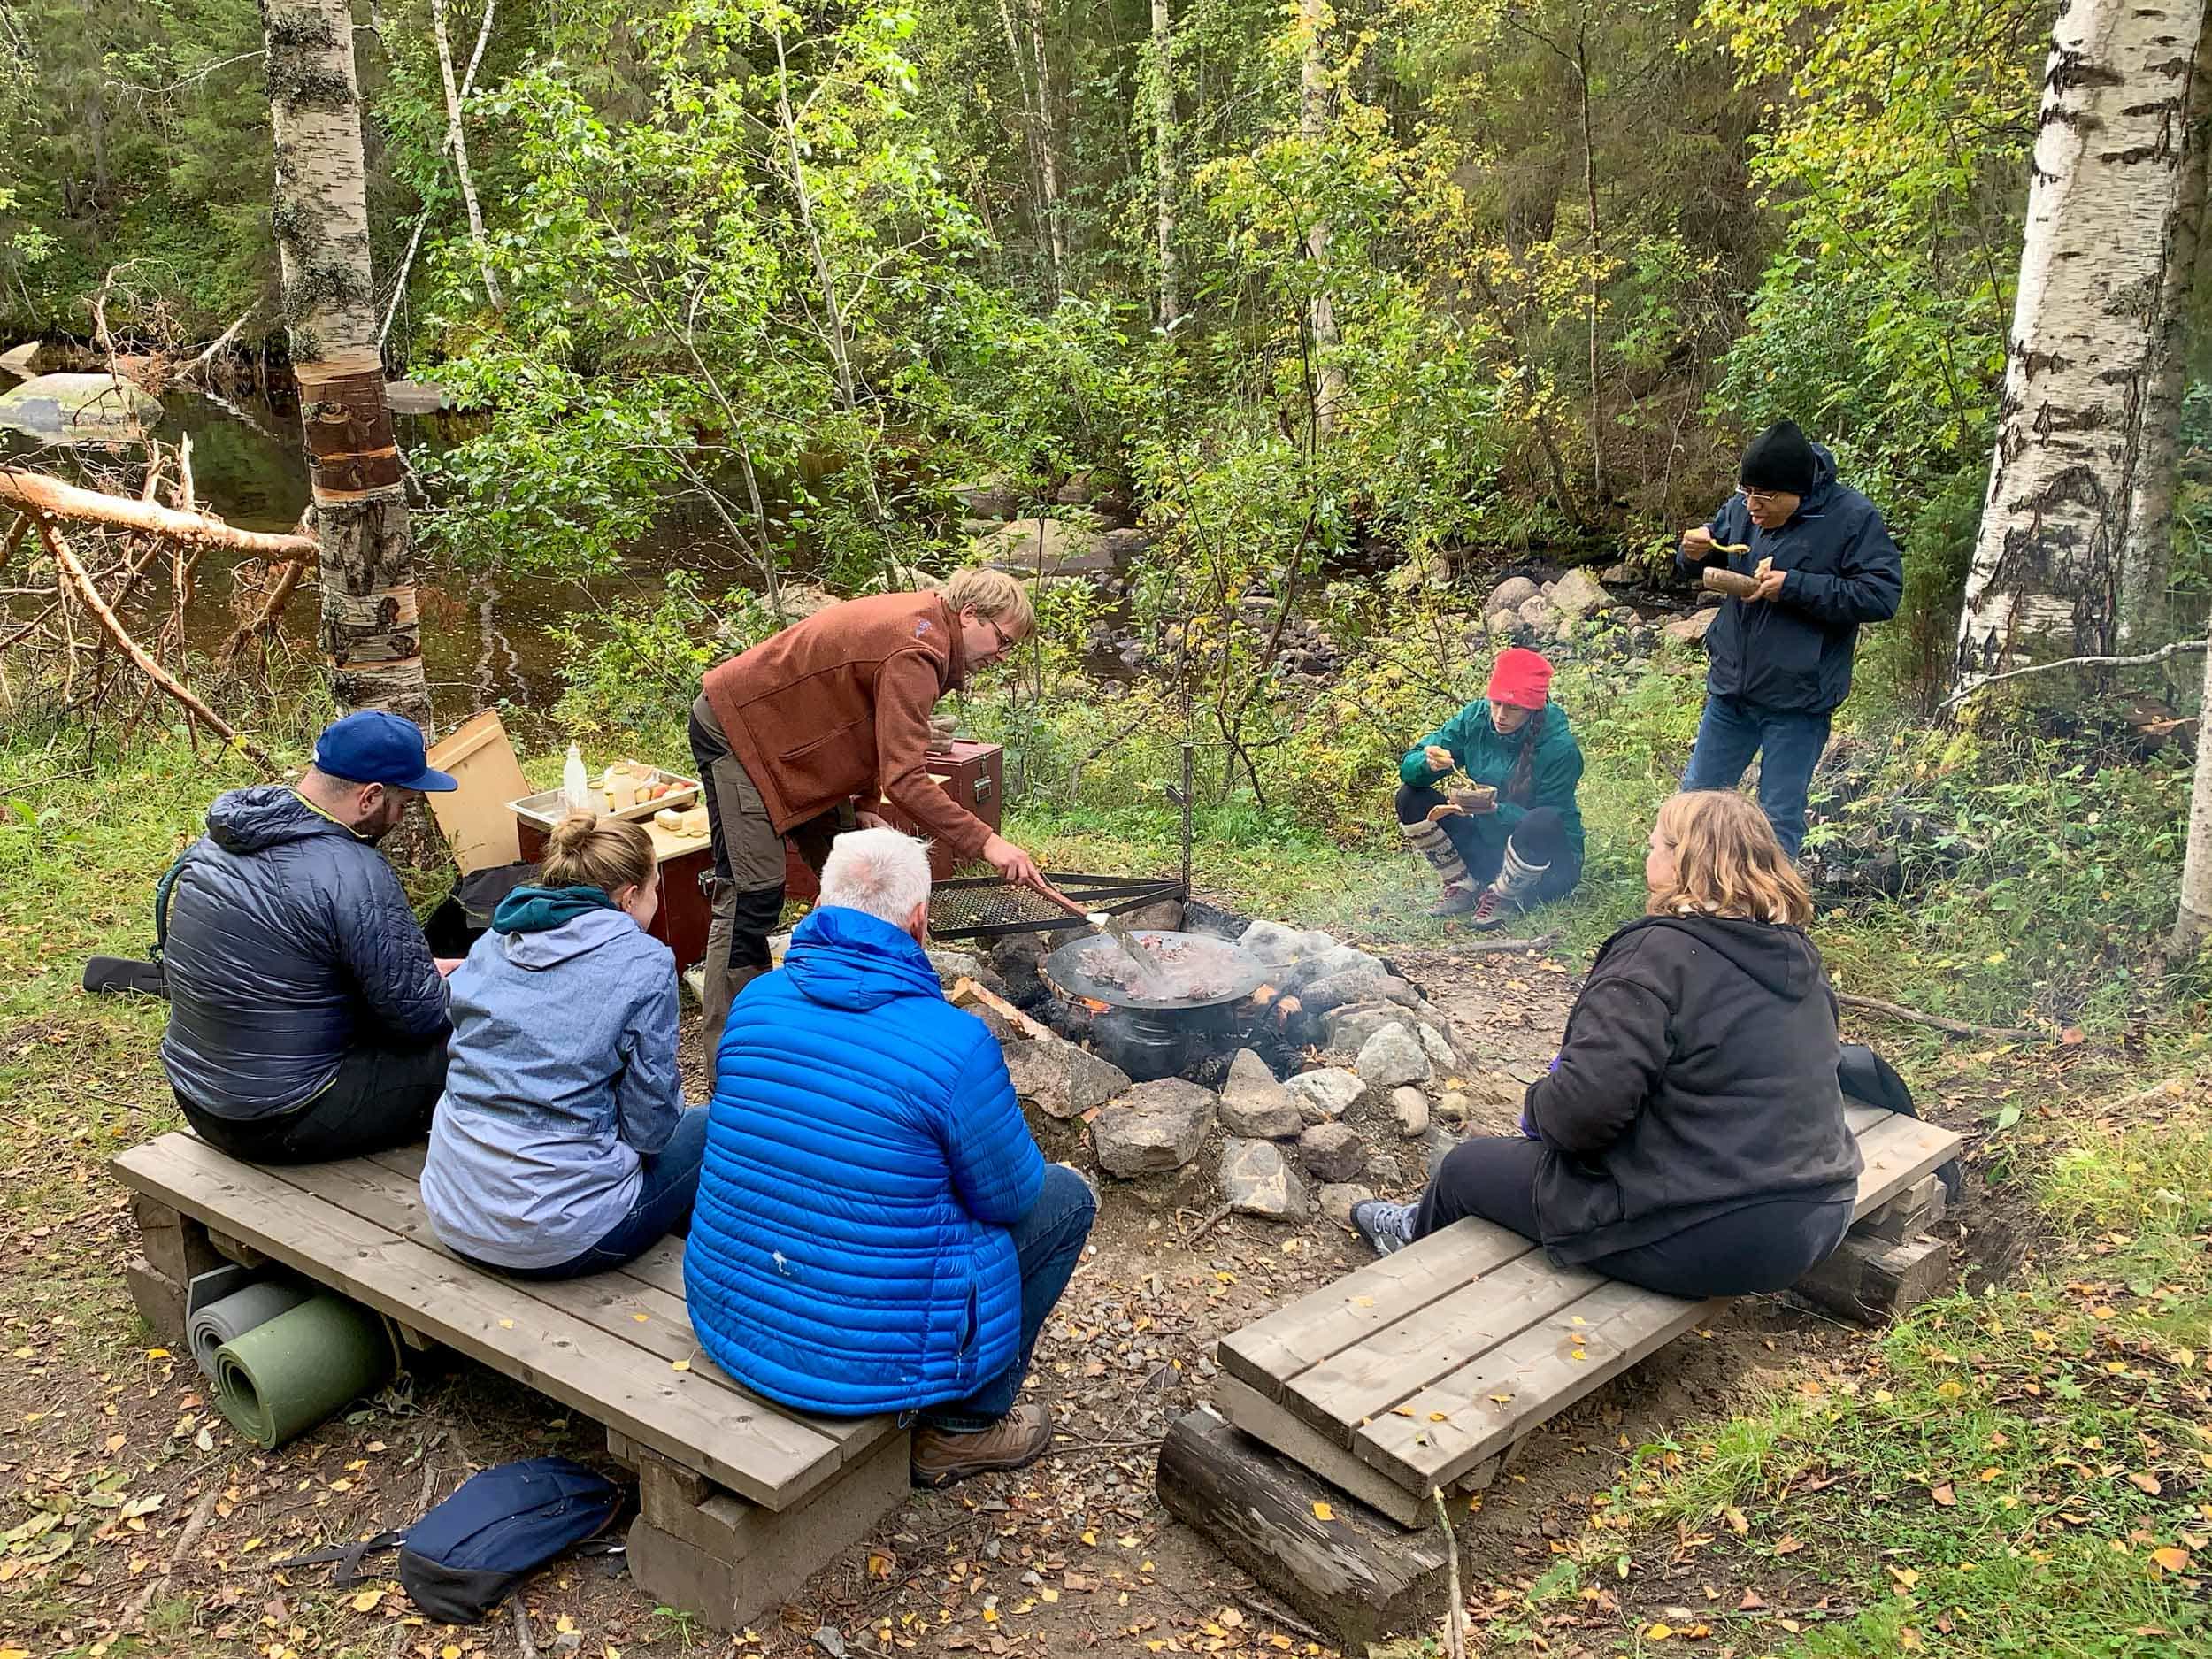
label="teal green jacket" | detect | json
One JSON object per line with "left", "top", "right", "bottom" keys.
{"left": 1400, "top": 701, "right": 1586, "bottom": 863}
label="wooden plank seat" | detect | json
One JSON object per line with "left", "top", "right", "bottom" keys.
{"left": 1211, "top": 1103, "right": 1963, "bottom": 1525}
{"left": 111, "top": 1131, "right": 906, "bottom": 1628}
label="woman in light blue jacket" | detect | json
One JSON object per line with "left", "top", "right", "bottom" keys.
{"left": 422, "top": 813, "right": 705, "bottom": 1279}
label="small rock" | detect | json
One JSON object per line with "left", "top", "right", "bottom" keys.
{"left": 1239, "top": 918, "right": 1337, "bottom": 966}
{"left": 554, "top": 1636, "right": 584, "bottom": 1655}
{"left": 1301, "top": 968, "right": 1417, "bottom": 1016}
{"left": 926, "top": 947, "right": 991, "bottom": 988}
{"left": 1221, "top": 1138, "right": 1309, "bottom": 1219}
{"left": 812, "top": 1628, "right": 848, "bottom": 1659}
{"left": 1599, "top": 559, "right": 1639, "bottom": 584}
{"left": 1417, "top": 1024, "right": 1459, "bottom": 1070}
{"left": 1003, "top": 1037, "right": 1133, "bottom": 1120}
{"left": 1486, "top": 574, "right": 1539, "bottom": 613}
{"left": 1487, "top": 607, "right": 1521, "bottom": 635}
{"left": 1299, "top": 1121, "right": 1367, "bottom": 1184}
{"left": 1390, "top": 1086, "right": 1431, "bottom": 1140}
{"left": 969, "top": 1004, "right": 1017, "bottom": 1043}
{"left": 1367, "top": 1152, "right": 1405, "bottom": 1188}
{"left": 1517, "top": 594, "right": 1555, "bottom": 633}
{"left": 1434, "top": 1091, "right": 1472, "bottom": 1128}
{"left": 1662, "top": 610, "right": 1717, "bottom": 645}
{"left": 1283, "top": 1067, "right": 1366, "bottom": 1124}
{"left": 1317, "top": 1181, "right": 1375, "bottom": 1225}
{"left": 1548, "top": 567, "right": 1609, "bottom": 619}
{"left": 1092, "top": 1078, "right": 1215, "bottom": 1176}
{"left": 1356, "top": 1025, "right": 1432, "bottom": 1090}
{"left": 1217, "top": 1048, "right": 1302, "bottom": 1138}
{"left": 1424, "top": 1126, "right": 1463, "bottom": 1178}
{"left": 1325, "top": 1002, "right": 1410, "bottom": 1055}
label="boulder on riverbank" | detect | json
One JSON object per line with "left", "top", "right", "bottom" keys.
{"left": 0, "top": 373, "right": 162, "bottom": 442}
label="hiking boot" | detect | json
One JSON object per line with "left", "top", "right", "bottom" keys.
{"left": 1468, "top": 885, "right": 1513, "bottom": 930}
{"left": 1426, "top": 884, "right": 1480, "bottom": 918}
{"left": 910, "top": 1403, "right": 1055, "bottom": 1489}
{"left": 1351, "top": 1199, "right": 1418, "bottom": 1257}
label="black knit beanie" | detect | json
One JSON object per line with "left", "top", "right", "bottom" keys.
{"left": 1739, "top": 419, "right": 1816, "bottom": 495}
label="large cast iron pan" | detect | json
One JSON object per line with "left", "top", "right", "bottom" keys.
{"left": 1042, "top": 929, "right": 1269, "bottom": 1013}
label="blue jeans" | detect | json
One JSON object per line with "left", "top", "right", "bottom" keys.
{"left": 470, "top": 1109, "right": 712, "bottom": 1282}
{"left": 1681, "top": 694, "right": 1832, "bottom": 858}
{"left": 922, "top": 1164, "right": 1098, "bottom": 1432}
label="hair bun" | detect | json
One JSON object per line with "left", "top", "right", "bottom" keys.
{"left": 548, "top": 811, "right": 603, "bottom": 856}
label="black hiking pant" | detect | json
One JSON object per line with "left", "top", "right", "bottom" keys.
{"left": 180, "top": 1032, "right": 448, "bottom": 1164}
{"left": 1393, "top": 787, "right": 1581, "bottom": 900}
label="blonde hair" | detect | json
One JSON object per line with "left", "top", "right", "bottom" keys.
{"left": 1646, "top": 791, "right": 1813, "bottom": 926}
{"left": 943, "top": 567, "right": 1034, "bottom": 637}
{"left": 540, "top": 813, "right": 657, "bottom": 896}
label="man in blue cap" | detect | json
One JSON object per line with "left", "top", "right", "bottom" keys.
{"left": 160, "top": 711, "right": 463, "bottom": 1164}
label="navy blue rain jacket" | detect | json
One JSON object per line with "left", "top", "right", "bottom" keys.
{"left": 684, "top": 905, "right": 1044, "bottom": 1416}
{"left": 1680, "top": 445, "right": 1903, "bottom": 714}
{"left": 159, "top": 786, "right": 449, "bottom": 1119}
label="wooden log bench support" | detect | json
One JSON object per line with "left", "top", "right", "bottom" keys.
{"left": 1162, "top": 1103, "right": 1963, "bottom": 1643}
{"left": 111, "top": 1132, "right": 905, "bottom": 1629}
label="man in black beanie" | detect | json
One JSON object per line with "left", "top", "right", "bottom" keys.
{"left": 1676, "top": 420, "right": 1901, "bottom": 857}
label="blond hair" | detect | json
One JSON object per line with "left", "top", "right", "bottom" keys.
{"left": 943, "top": 566, "right": 1034, "bottom": 637}
{"left": 540, "top": 813, "right": 657, "bottom": 896}
{"left": 1646, "top": 791, "right": 1813, "bottom": 926}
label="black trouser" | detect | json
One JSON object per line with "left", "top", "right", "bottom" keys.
{"left": 1394, "top": 786, "right": 1581, "bottom": 900}
{"left": 1414, "top": 1135, "right": 1855, "bottom": 1300}
{"left": 180, "top": 1033, "right": 448, "bottom": 1164}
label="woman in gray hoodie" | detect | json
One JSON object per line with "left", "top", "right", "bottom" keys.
{"left": 422, "top": 814, "right": 705, "bottom": 1279}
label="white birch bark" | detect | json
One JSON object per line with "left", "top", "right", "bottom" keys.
{"left": 1151, "top": 0, "right": 1179, "bottom": 331}
{"left": 1299, "top": 0, "right": 1342, "bottom": 434}
{"left": 1955, "top": 0, "right": 2210, "bottom": 690}
{"left": 263, "top": 0, "right": 431, "bottom": 725}
{"left": 2175, "top": 625, "right": 2212, "bottom": 952}
{"left": 429, "top": 0, "right": 503, "bottom": 312}
{"left": 1026, "top": 0, "right": 1068, "bottom": 288}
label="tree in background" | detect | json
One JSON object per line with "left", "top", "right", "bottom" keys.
{"left": 1955, "top": 0, "right": 2211, "bottom": 689}
{"left": 263, "top": 0, "right": 432, "bottom": 725}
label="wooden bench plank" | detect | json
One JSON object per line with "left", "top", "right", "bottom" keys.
{"left": 1285, "top": 1254, "right": 1602, "bottom": 1440}
{"left": 112, "top": 1134, "right": 845, "bottom": 1510}
{"left": 1218, "top": 1220, "right": 1537, "bottom": 1400}
{"left": 1847, "top": 1115, "right": 1961, "bottom": 1220}
{"left": 1354, "top": 1278, "right": 1726, "bottom": 1492}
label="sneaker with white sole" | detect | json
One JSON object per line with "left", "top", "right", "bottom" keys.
{"left": 1350, "top": 1199, "right": 1418, "bottom": 1256}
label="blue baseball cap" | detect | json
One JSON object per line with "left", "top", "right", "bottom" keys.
{"left": 312, "top": 710, "right": 457, "bottom": 792}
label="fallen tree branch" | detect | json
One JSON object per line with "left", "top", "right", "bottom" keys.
{"left": 1939, "top": 638, "right": 2208, "bottom": 714}
{"left": 1, "top": 468, "right": 315, "bottom": 559}
{"left": 1834, "top": 991, "right": 2040, "bottom": 1043}
{"left": 35, "top": 518, "right": 274, "bottom": 770}
{"left": 1455, "top": 931, "right": 1561, "bottom": 956}
{"left": 215, "top": 557, "right": 308, "bottom": 670}
{"left": 179, "top": 307, "right": 257, "bottom": 384}
{"left": 125, "top": 1485, "right": 222, "bottom": 1632}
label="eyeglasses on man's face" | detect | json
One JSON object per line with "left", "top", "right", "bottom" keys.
{"left": 1737, "top": 486, "right": 1791, "bottom": 508}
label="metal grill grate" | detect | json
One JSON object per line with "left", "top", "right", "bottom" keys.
{"left": 926, "top": 873, "right": 1183, "bottom": 941}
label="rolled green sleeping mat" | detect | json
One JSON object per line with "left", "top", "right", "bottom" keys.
{"left": 188, "top": 1280, "right": 311, "bottom": 1379}
{"left": 213, "top": 1294, "right": 399, "bottom": 1449}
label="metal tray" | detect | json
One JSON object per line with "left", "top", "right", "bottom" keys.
{"left": 926, "top": 873, "right": 1183, "bottom": 942}
{"left": 508, "top": 767, "right": 701, "bottom": 831}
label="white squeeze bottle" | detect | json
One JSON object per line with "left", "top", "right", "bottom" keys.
{"left": 562, "top": 743, "right": 594, "bottom": 814}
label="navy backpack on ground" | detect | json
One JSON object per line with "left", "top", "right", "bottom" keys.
{"left": 280, "top": 1456, "right": 626, "bottom": 1623}
{"left": 1839, "top": 1041, "right": 1962, "bottom": 1200}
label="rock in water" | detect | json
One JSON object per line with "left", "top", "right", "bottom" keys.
{"left": 1299, "top": 1121, "right": 1367, "bottom": 1184}
{"left": 1004, "top": 1037, "right": 1132, "bottom": 1120}
{"left": 1316, "top": 1182, "right": 1376, "bottom": 1226}
{"left": 1417, "top": 1024, "right": 1459, "bottom": 1070}
{"left": 1217, "top": 1049, "right": 1302, "bottom": 1139}
{"left": 1221, "top": 1138, "right": 1308, "bottom": 1219}
{"left": 1283, "top": 1067, "right": 1365, "bottom": 1124}
{"left": 0, "top": 372, "right": 162, "bottom": 442}
{"left": 1092, "top": 1078, "right": 1217, "bottom": 1176}
{"left": 1356, "top": 1025, "right": 1432, "bottom": 1090}
{"left": 1390, "top": 1087, "right": 1431, "bottom": 1140}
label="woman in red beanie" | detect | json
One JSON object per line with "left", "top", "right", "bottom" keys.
{"left": 1395, "top": 647, "right": 1586, "bottom": 925}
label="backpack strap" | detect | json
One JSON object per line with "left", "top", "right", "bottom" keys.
{"left": 151, "top": 848, "right": 194, "bottom": 964}
{"left": 269, "top": 1529, "right": 405, "bottom": 1585}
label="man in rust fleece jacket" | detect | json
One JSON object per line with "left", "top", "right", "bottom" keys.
{"left": 689, "top": 568, "right": 1057, "bottom": 1044}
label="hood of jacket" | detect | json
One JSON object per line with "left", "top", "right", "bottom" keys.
{"left": 1791, "top": 444, "right": 1839, "bottom": 520}
{"left": 496, "top": 904, "right": 640, "bottom": 972}
{"left": 782, "top": 905, "right": 944, "bottom": 1012}
{"left": 493, "top": 883, "right": 617, "bottom": 935}
{"left": 205, "top": 785, "right": 358, "bottom": 856}
{"left": 1604, "top": 910, "right": 1820, "bottom": 1001}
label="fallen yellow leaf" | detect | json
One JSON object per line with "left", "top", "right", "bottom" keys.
{"left": 1311, "top": 1502, "right": 1334, "bottom": 1521}
{"left": 2130, "top": 1473, "right": 2162, "bottom": 1495}
{"left": 2151, "top": 1547, "right": 2192, "bottom": 1572}
{"left": 350, "top": 1589, "right": 382, "bottom": 1612}
{"left": 671, "top": 1359, "right": 691, "bottom": 1372}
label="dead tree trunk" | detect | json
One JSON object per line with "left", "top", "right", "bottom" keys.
{"left": 1955, "top": 0, "right": 2211, "bottom": 689}
{"left": 429, "top": 0, "right": 503, "bottom": 312}
{"left": 1299, "top": 0, "right": 1342, "bottom": 434}
{"left": 262, "top": 0, "right": 433, "bottom": 726}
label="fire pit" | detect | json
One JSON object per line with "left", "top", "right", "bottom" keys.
{"left": 1042, "top": 929, "right": 1270, "bottom": 1081}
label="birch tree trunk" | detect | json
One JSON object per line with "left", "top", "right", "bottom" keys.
{"left": 1151, "top": 0, "right": 1179, "bottom": 331}
{"left": 2121, "top": 13, "right": 2212, "bottom": 643}
{"left": 1299, "top": 0, "right": 1342, "bottom": 435}
{"left": 1573, "top": 24, "right": 1601, "bottom": 503}
{"left": 2175, "top": 627, "right": 2212, "bottom": 953}
{"left": 263, "top": 0, "right": 432, "bottom": 726}
{"left": 1026, "top": 0, "right": 1068, "bottom": 288}
{"left": 1955, "top": 0, "right": 2210, "bottom": 691}
{"left": 428, "top": 0, "right": 503, "bottom": 312}
{"left": 995, "top": 0, "right": 1061, "bottom": 296}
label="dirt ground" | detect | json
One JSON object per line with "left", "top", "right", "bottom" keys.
{"left": 0, "top": 939, "right": 2017, "bottom": 1659}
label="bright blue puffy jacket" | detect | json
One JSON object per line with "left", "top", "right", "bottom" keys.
{"left": 683, "top": 906, "right": 1044, "bottom": 1416}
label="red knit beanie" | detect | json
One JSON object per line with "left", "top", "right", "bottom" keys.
{"left": 1486, "top": 648, "right": 1553, "bottom": 710}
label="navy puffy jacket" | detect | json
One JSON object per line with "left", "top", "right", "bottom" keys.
{"left": 1681, "top": 445, "right": 1903, "bottom": 714}
{"left": 684, "top": 906, "right": 1045, "bottom": 1416}
{"left": 159, "top": 787, "right": 449, "bottom": 1119}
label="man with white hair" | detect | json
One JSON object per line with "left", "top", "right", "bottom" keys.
{"left": 683, "top": 828, "right": 1097, "bottom": 1488}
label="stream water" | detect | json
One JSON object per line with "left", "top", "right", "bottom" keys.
{"left": 0, "top": 373, "right": 767, "bottom": 739}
